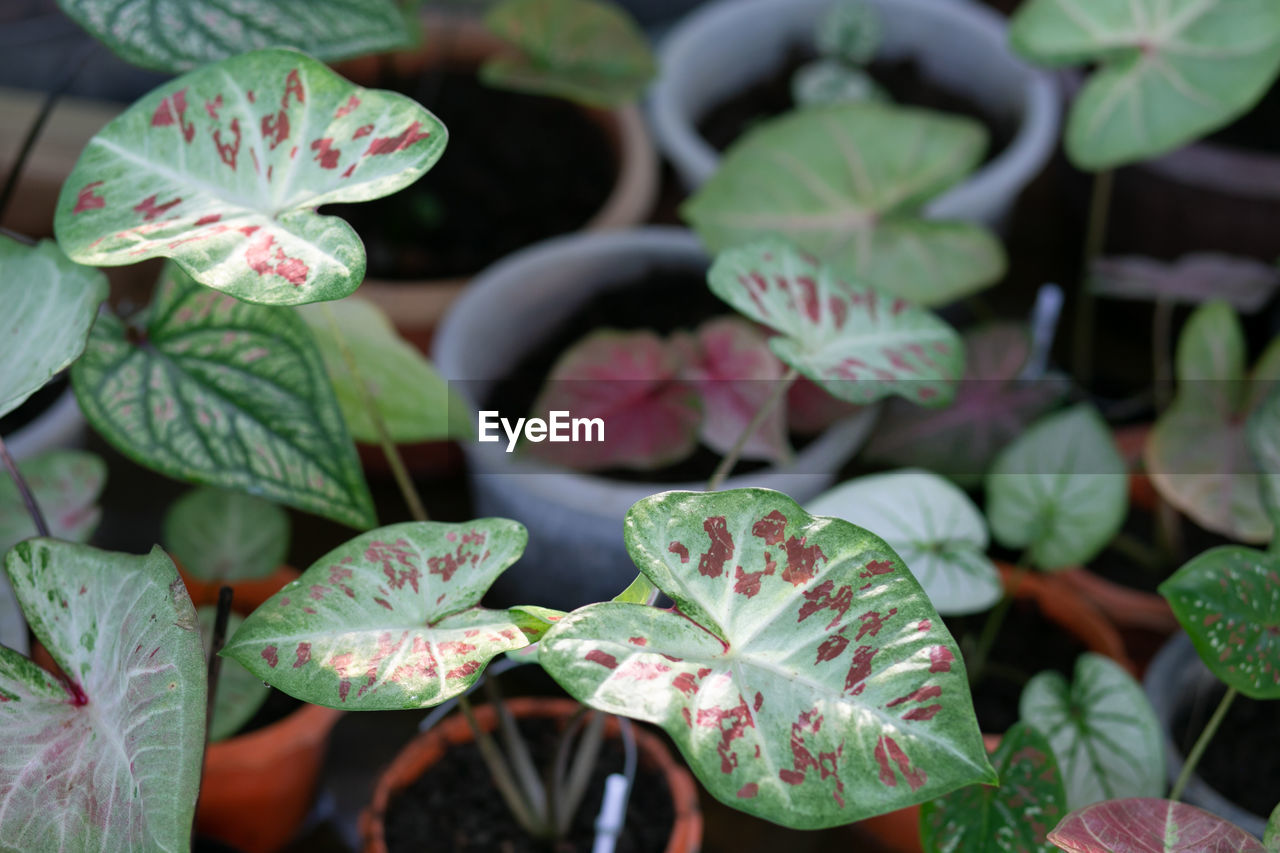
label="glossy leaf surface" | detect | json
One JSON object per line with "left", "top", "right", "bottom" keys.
{"left": 163, "top": 487, "right": 289, "bottom": 583}
{"left": 55, "top": 49, "right": 446, "bottom": 306}
{"left": 71, "top": 263, "right": 375, "bottom": 529}
{"left": 540, "top": 488, "right": 994, "bottom": 829}
{"left": 199, "top": 606, "right": 269, "bottom": 742}
{"left": 1048, "top": 798, "right": 1267, "bottom": 853}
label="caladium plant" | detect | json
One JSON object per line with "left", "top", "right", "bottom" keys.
{"left": 1250, "top": 385, "right": 1280, "bottom": 554}
{"left": 1090, "top": 254, "right": 1280, "bottom": 314}
{"left": 1048, "top": 798, "right": 1269, "bottom": 853}
{"left": 791, "top": 1, "right": 887, "bottom": 108}
{"left": 199, "top": 606, "right": 270, "bottom": 742}
{"left": 162, "top": 486, "right": 290, "bottom": 584}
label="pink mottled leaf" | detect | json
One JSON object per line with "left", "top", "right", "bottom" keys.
{"left": 1091, "top": 254, "right": 1280, "bottom": 313}
{"left": 223, "top": 520, "right": 559, "bottom": 710}
{"left": 706, "top": 240, "right": 964, "bottom": 407}
{"left": 1048, "top": 798, "right": 1267, "bottom": 853}
{"left": 54, "top": 49, "right": 446, "bottom": 307}
{"left": 787, "top": 375, "right": 861, "bottom": 435}
{"left": 540, "top": 488, "right": 995, "bottom": 829}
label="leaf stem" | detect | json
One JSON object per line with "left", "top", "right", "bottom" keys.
{"left": 456, "top": 694, "right": 545, "bottom": 836}
{"left": 1073, "top": 169, "right": 1113, "bottom": 387}
{"left": 319, "top": 303, "right": 428, "bottom": 522}
{"left": 1170, "top": 686, "right": 1237, "bottom": 802}
{"left": 968, "top": 557, "right": 1032, "bottom": 686}
{"left": 706, "top": 366, "right": 799, "bottom": 491}
{"left": 0, "top": 434, "right": 49, "bottom": 538}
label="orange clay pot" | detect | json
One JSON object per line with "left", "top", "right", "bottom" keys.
{"left": 361, "top": 697, "right": 702, "bottom": 853}
{"left": 177, "top": 562, "right": 299, "bottom": 612}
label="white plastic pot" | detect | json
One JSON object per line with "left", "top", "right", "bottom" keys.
{"left": 433, "top": 227, "right": 879, "bottom": 610}
{"left": 649, "top": 0, "right": 1060, "bottom": 227}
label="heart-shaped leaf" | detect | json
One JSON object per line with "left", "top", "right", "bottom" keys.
{"left": 199, "top": 606, "right": 269, "bottom": 742}
{"left": 0, "top": 237, "right": 108, "bottom": 419}
{"left": 479, "top": 0, "right": 655, "bottom": 107}
{"left": 986, "top": 404, "right": 1128, "bottom": 570}
{"left": 1249, "top": 385, "right": 1280, "bottom": 551}
{"left": 864, "top": 324, "right": 1069, "bottom": 486}
{"left": 540, "top": 488, "right": 995, "bottom": 829}
{"left": 163, "top": 487, "right": 290, "bottom": 583}
{"left": 1010, "top": 0, "right": 1280, "bottom": 170}
{"left": 1091, "top": 254, "right": 1280, "bottom": 313}
{"left": 683, "top": 103, "right": 1006, "bottom": 307}
{"left": 298, "top": 297, "right": 473, "bottom": 444}
{"left": 1147, "top": 301, "right": 1279, "bottom": 543}
{"left": 524, "top": 330, "right": 703, "bottom": 471}
{"left": 223, "top": 520, "right": 553, "bottom": 710}
{"left": 1048, "top": 798, "right": 1267, "bottom": 853}
{"left": 55, "top": 0, "right": 416, "bottom": 73}
{"left": 919, "top": 722, "right": 1067, "bottom": 853}
{"left": 707, "top": 240, "right": 964, "bottom": 407}
{"left": 54, "top": 48, "right": 447, "bottom": 307}
{"left": 0, "top": 540, "right": 206, "bottom": 852}
{"left": 1158, "top": 545, "right": 1280, "bottom": 699}
{"left": 808, "top": 469, "right": 1002, "bottom": 616}
{"left": 71, "top": 262, "right": 376, "bottom": 529}
{"left": 1020, "top": 653, "right": 1164, "bottom": 809}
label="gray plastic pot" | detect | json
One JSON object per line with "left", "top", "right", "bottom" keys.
{"left": 433, "top": 227, "right": 879, "bottom": 610}
{"left": 649, "top": 0, "right": 1060, "bottom": 228}
{"left": 1143, "top": 631, "right": 1268, "bottom": 838}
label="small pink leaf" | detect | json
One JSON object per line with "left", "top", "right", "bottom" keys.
{"left": 787, "top": 375, "right": 861, "bottom": 435}
{"left": 1049, "top": 798, "right": 1266, "bottom": 852}
{"left": 1091, "top": 254, "right": 1279, "bottom": 313}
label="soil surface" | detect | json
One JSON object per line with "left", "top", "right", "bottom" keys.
{"left": 1172, "top": 684, "right": 1280, "bottom": 818}
{"left": 383, "top": 716, "right": 676, "bottom": 853}
{"left": 0, "top": 374, "right": 67, "bottom": 436}
{"left": 323, "top": 71, "right": 615, "bottom": 281}
{"left": 697, "top": 46, "right": 1015, "bottom": 160}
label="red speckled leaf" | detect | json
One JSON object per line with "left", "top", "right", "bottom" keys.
{"left": 706, "top": 240, "right": 964, "bottom": 407}
{"left": 223, "top": 520, "right": 559, "bottom": 710}
{"left": 54, "top": 48, "right": 446, "bottom": 307}
{"left": 1048, "top": 798, "right": 1266, "bottom": 853}
{"left": 539, "top": 488, "right": 994, "bottom": 829}
{"left": 1158, "top": 546, "right": 1280, "bottom": 699}
{"left": 920, "top": 722, "right": 1067, "bottom": 853}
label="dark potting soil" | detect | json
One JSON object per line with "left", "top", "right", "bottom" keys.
{"left": 0, "top": 374, "right": 67, "bottom": 436}
{"left": 382, "top": 717, "right": 675, "bottom": 853}
{"left": 697, "top": 46, "right": 1015, "bottom": 160}
{"left": 1171, "top": 684, "right": 1280, "bottom": 818}
{"left": 232, "top": 687, "right": 303, "bottom": 738}
{"left": 945, "top": 598, "right": 1089, "bottom": 734}
{"left": 323, "top": 71, "right": 615, "bottom": 281}
{"left": 1088, "top": 510, "right": 1238, "bottom": 595}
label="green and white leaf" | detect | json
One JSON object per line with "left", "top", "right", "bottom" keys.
{"left": 1159, "top": 546, "right": 1280, "bottom": 700}
{"left": 0, "top": 237, "right": 108, "bottom": 419}
{"left": 1010, "top": 0, "right": 1280, "bottom": 170}
{"left": 986, "top": 404, "right": 1128, "bottom": 570}
{"left": 683, "top": 103, "right": 1006, "bottom": 306}
{"left": 919, "top": 722, "right": 1067, "bottom": 853}
{"left": 792, "top": 61, "right": 886, "bottom": 107}
{"left": 56, "top": 0, "right": 416, "bottom": 73}
{"left": 540, "top": 488, "right": 995, "bottom": 830}
{"left": 816, "top": 0, "right": 882, "bottom": 65}
{"left": 54, "top": 49, "right": 447, "bottom": 306}
{"left": 1249, "top": 385, "right": 1280, "bottom": 553}
{"left": 298, "top": 297, "right": 473, "bottom": 443}
{"left": 1266, "top": 802, "right": 1280, "bottom": 852}
{"left": 0, "top": 540, "right": 205, "bottom": 853}
{"left": 200, "top": 606, "right": 269, "bottom": 742}
{"left": 163, "top": 487, "right": 289, "bottom": 583}
{"left": 71, "top": 263, "right": 376, "bottom": 530}
{"left": 808, "top": 469, "right": 1002, "bottom": 616}
{"left": 223, "top": 520, "right": 554, "bottom": 710}
{"left": 707, "top": 240, "right": 965, "bottom": 407}
{"left": 1020, "top": 653, "right": 1164, "bottom": 809}
{"left": 480, "top": 0, "right": 655, "bottom": 107}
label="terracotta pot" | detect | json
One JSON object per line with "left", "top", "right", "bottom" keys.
{"left": 361, "top": 697, "right": 702, "bottom": 853}
{"left": 178, "top": 563, "right": 300, "bottom": 612}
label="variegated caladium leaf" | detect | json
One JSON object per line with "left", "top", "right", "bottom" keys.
{"left": 54, "top": 49, "right": 446, "bottom": 307}
{"left": 480, "top": 0, "right": 655, "bottom": 107}
{"left": 0, "top": 540, "right": 206, "bottom": 853}
{"left": 0, "top": 237, "right": 108, "bottom": 419}
{"left": 1091, "top": 254, "right": 1280, "bottom": 314}
{"left": 986, "top": 404, "right": 1128, "bottom": 570}
{"left": 162, "top": 486, "right": 289, "bottom": 583}
{"left": 222, "top": 520, "right": 557, "bottom": 710}
{"left": 1158, "top": 546, "right": 1280, "bottom": 699}
{"left": 0, "top": 451, "right": 106, "bottom": 553}
{"left": 683, "top": 104, "right": 1006, "bottom": 307}
{"left": 1266, "top": 803, "right": 1280, "bottom": 852}
{"left": 1048, "top": 798, "right": 1268, "bottom": 853}
{"left": 1248, "top": 385, "right": 1280, "bottom": 553}
{"left": 297, "top": 297, "right": 473, "bottom": 444}
{"left": 1147, "top": 301, "right": 1280, "bottom": 543}
{"left": 539, "top": 488, "right": 995, "bottom": 830}
{"left": 864, "top": 323, "right": 1068, "bottom": 486}
{"left": 919, "top": 722, "right": 1067, "bottom": 853}
{"left": 1019, "top": 653, "right": 1164, "bottom": 809}
{"left": 707, "top": 240, "right": 964, "bottom": 407}
{"left": 199, "top": 606, "right": 269, "bottom": 742}
{"left": 71, "top": 263, "right": 376, "bottom": 530}
{"left": 791, "top": 61, "right": 886, "bottom": 108}
{"left": 525, "top": 330, "right": 703, "bottom": 471}
{"left": 808, "top": 469, "right": 1002, "bottom": 616}
{"left": 56, "top": 0, "right": 415, "bottom": 73}
{"left": 1010, "top": 0, "right": 1280, "bottom": 171}
{"left": 816, "top": 0, "right": 882, "bottom": 65}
